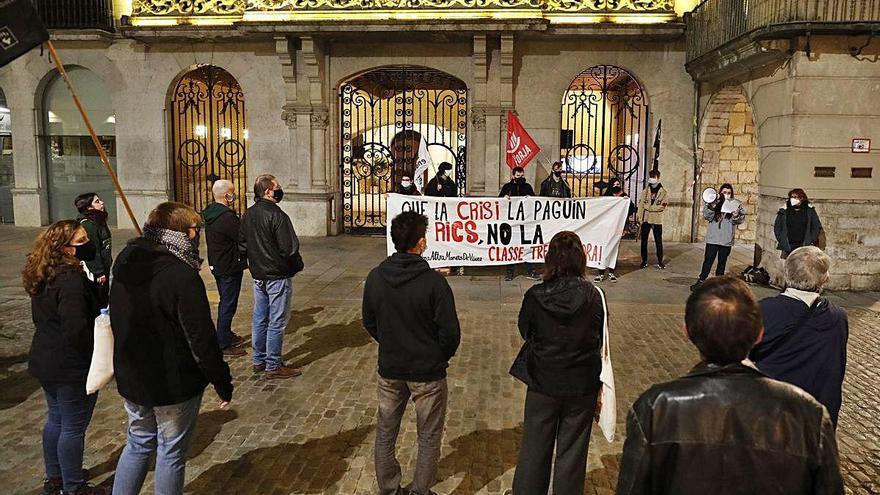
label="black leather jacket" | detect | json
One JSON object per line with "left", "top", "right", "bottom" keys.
{"left": 238, "top": 199, "right": 300, "bottom": 281}
{"left": 616, "top": 361, "right": 843, "bottom": 495}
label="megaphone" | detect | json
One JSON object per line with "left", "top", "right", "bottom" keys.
{"left": 702, "top": 187, "right": 718, "bottom": 204}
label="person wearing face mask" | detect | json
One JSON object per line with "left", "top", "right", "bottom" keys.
{"left": 396, "top": 173, "right": 421, "bottom": 196}
{"left": 774, "top": 188, "right": 823, "bottom": 259}
{"left": 750, "top": 246, "right": 848, "bottom": 428}
{"left": 500, "top": 167, "right": 540, "bottom": 282}
{"left": 74, "top": 192, "right": 112, "bottom": 307}
{"left": 691, "top": 183, "right": 746, "bottom": 291}
{"left": 637, "top": 170, "right": 668, "bottom": 269}
{"left": 239, "top": 174, "right": 303, "bottom": 380}
{"left": 202, "top": 180, "right": 249, "bottom": 358}
{"left": 363, "top": 211, "right": 461, "bottom": 495}
{"left": 539, "top": 161, "right": 572, "bottom": 198}
{"left": 109, "top": 202, "right": 233, "bottom": 495}
{"left": 425, "top": 162, "right": 458, "bottom": 197}
{"left": 24, "top": 221, "right": 108, "bottom": 495}
{"left": 594, "top": 177, "right": 631, "bottom": 283}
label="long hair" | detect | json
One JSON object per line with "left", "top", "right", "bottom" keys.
{"left": 788, "top": 188, "right": 809, "bottom": 206}
{"left": 22, "top": 220, "right": 84, "bottom": 296}
{"left": 543, "top": 231, "right": 587, "bottom": 282}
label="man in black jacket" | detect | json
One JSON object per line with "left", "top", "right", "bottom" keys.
{"left": 363, "top": 211, "right": 461, "bottom": 495}
{"left": 538, "top": 161, "right": 572, "bottom": 198}
{"left": 110, "top": 202, "right": 233, "bottom": 495}
{"left": 239, "top": 174, "right": 302, "bottom": 380}
{"left": 424, "top": 161, "right": 458, "bottom": 197}
{"left": 202, "top": 179, "right": 248, "bottom": 357}
{"left": 616, "top": 277, "right": 843, "bottom": 495}
{"left": 500, "top": 166, "right": 540, "bottom": 282}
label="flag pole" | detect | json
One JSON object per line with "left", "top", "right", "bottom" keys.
{"left": 45, "top": 41, "right": 141, "bottom": 235}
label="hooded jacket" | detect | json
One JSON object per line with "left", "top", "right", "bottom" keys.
{"left": 616, "top": 362, "right": 842, "bottom": 495}
{"left": 751, "top": 294, "right": 848, "bottom": 426}
{"left": 110, "top": 238, "right": 233, "bottom": 407}
{"left": 510, "top": 276, "right": 604, "bottom": 397}
{"left": 362, "top": 252, "right": 461, "bottom": 382}
{"left": 774, "top": 202, "right": 822, "bottom": 253}
{"left": 202, "top": 202, "right": 248, "bottom": 276}
{"left": 28, "top": 265, "right": 101, "bottom": 383}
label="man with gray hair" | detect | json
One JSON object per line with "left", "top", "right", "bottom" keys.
{"left": 202, "top": 179, "right": 248, "bottom": 357}
{"left": 750, "top": 246, "right": 849, "bottom": 426}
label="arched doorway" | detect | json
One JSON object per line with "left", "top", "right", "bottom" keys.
{"left": 696, "top": 87, "right": 759, "bottom": 243}
{"left": 0, "top": 87, "right": 13, "bottom": 224}
{"left": 339, "top": 66, "right": 468, "bottom": 234}
{"left": 169, "top": 65, "right": 248, "bottom": 216}
{"left": 559, "top": 65, "right": 650, "bottom": 201}
{"left": 40, "top": 67, "right": 117, "bottom": 225}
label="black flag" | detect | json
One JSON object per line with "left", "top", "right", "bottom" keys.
{"left": 651, "top": 118, "right": 662, "bottom": 172}
{"left": 0, "top": 0, "right": 48, "bottom": 69}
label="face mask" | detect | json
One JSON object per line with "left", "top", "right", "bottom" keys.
{"left": 226, "top": 193, "right": 236, "bottom": 205}
{"left": 401, "top": 181, "right": 412, "bottom": 188}
{"left": 648, "top": 178, "right": 659, "bottom": 185}
{"left": 71, "top": 242, "right": 97, "bottom": 261}
{"left": 553, "top": 171, "right": 562, "bottom": 178}
{"left": 790, "top": 198, "right": 801, "bottom": 207}
{"left": 438, "top": 171, "right": 446, "bottom": 178}
{"left": 515, "top": 177, "right": 525, "bottom": 184}
{"left": 272, "top": 188, "right": 284, "bottom": 203}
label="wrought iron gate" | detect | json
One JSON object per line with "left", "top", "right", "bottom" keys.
{"left": 340, "top": 66, "right": 467, "bottom": 234}
{"left": 170, "top": 65, "right": 247, "bottom": 216}
{"left": 560, "top": 65, "right": 649, "bottom": 202}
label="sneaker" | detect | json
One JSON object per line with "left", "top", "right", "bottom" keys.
{"left": 266, "top": 365, "right": 303, "bottom": 380}
{"left": 454, "top": 267, "right": 465, "bottom": 276}
{"left": 252, "top": 363, "right": 266, "bottom": 373}
{"left": 640, "top": 262, "right": 648, "bottom": 269}
{"left": 223, "top": 346, "right": 246, "bottom": 357}
{"left": 525, "top": 271, "right": 541, "bottom": 281}
{"left": 608, "top": 273, "right": 618, "bottom": 282}
{"left": 690, "top": 280, "right": 705, "bottom": 292}
{"left": 593, "top": 274, "right": 604, "bottom": 283}
{"left": 504, "top": 272, "right": 514, "bottom": 282}
{"left": 657, "top": 263, "right": 666, "bottom": 269}
{"left": 230, "top": 334, "right": 246, "bottom": 347}
{"left": 62, "top": 484, "right": 110, "bottom": 495}
{"left": 42, "top": 478, "right": 62, "bottom": 495}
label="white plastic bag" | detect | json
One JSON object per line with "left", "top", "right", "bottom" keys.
{"left": 86, "top": 308, "right": 114, "bottom": 395}
{"left": 596, "top": 287, "right": 616, "bottom": 442}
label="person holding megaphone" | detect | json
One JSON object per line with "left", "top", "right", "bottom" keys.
{"left": 691, "top": 183, "right": 746, "bottom": 291}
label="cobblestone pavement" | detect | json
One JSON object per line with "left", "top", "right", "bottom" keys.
{"left": 0, "top": 226, "right": 878, "bottom": 494}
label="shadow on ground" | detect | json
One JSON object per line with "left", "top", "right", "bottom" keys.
{"left": 283, "top": 320, "right": 371, "bottom": 368}
{"left": 285, "top": 307, "right": 323, "bottom": 335}
{"left": 184, "top": 425, "right": 372, "bottom": 494}
{"left": 436, "top": 425, "right": 522, "bottom": 495}
{"left": 0, "top": 353, "right": 40, "bottom": 411}
{"left": 87, "top": 409, "right": 239, "bottom": 488}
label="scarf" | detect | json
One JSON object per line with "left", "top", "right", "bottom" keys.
{"left": 143, "top": 225, "right": 202, "bottom": 270}
{"left": 83, "top": 209, "right": 109, "bottom": 225}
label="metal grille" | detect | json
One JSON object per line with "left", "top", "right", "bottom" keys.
{"left": 340, "top": 66, "right": 468, "bottom": 234}
{"left": 170, "top": 65, "right": 247, "bottom": 216}
{"left": 34, "top": 0, "right": 115, "bottom": 31}
{"left": 560, "top": 65, "right": 649, "bottom": 204}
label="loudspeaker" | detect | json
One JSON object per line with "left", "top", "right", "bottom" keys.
{"left": 560, "top": 130, "right": 574, "bottom": 149}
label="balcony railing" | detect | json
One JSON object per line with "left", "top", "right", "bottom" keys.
{"left": 686, "top": 0, "right": 880, "bottom": 62}
{"left": 34, "top": 0, "right": 115, "bottom": 32}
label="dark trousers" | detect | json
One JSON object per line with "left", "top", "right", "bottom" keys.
{"left": 375, "top": 377, "right": 447, "bottom": 495}
{"left": 214, "top": 271, "right": 243, "bottom": 349}
{"left": 512, "top": 389, "right": 598, "bottom": 495}
{"left": 640, "top": 222, "right": 664, "bottom": 264}
{"left": 41, "top": 381, "right": 98, "bottom": 492}
{"left": 699, "top": 243, "right": 732, "bottom": 280}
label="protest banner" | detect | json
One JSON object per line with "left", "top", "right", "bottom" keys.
{"left": 386, "top": 194, "right": 630, "bottom": 269}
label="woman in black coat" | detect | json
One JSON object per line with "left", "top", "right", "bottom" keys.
{"left": 509, "top": 231, "right": 605, "bottom": 495}
{"left": 74, "top": 192, "right": 113, "bottom": 307}
{"left": 23, "top": 220, "right": 105, "bottom": 495}
{"left": 774, "top": 188, "right": 823, "bottom": 258}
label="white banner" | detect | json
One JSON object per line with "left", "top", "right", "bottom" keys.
{"left": 385, "top": 194, "right": 630, "bottom": 269}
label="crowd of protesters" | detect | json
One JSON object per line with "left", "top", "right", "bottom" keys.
{"left": 21, "top": 169, "right": 848, "bottom": 495}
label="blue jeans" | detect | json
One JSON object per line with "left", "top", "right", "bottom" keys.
{"left": 41, "top": 381, "right": 98, "bottom": 492}
{"left": 252, "top": 278, "right": 293, "bottom": 371}
{"left": 213, "top": 271, "right": 243, "bottom": 349}
{"left": 112, "top": 393, "right": 202, "bottom": 495}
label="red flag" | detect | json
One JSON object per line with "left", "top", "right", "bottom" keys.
{"left": 506, "top": 111, "right": 540, "bottom": 169}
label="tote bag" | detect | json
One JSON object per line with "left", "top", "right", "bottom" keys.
{"left": 596, "top": 287, "right": 616, "bottom": 442}
{"left": 86, "top": 308, "right": 114, "bottom": 395}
